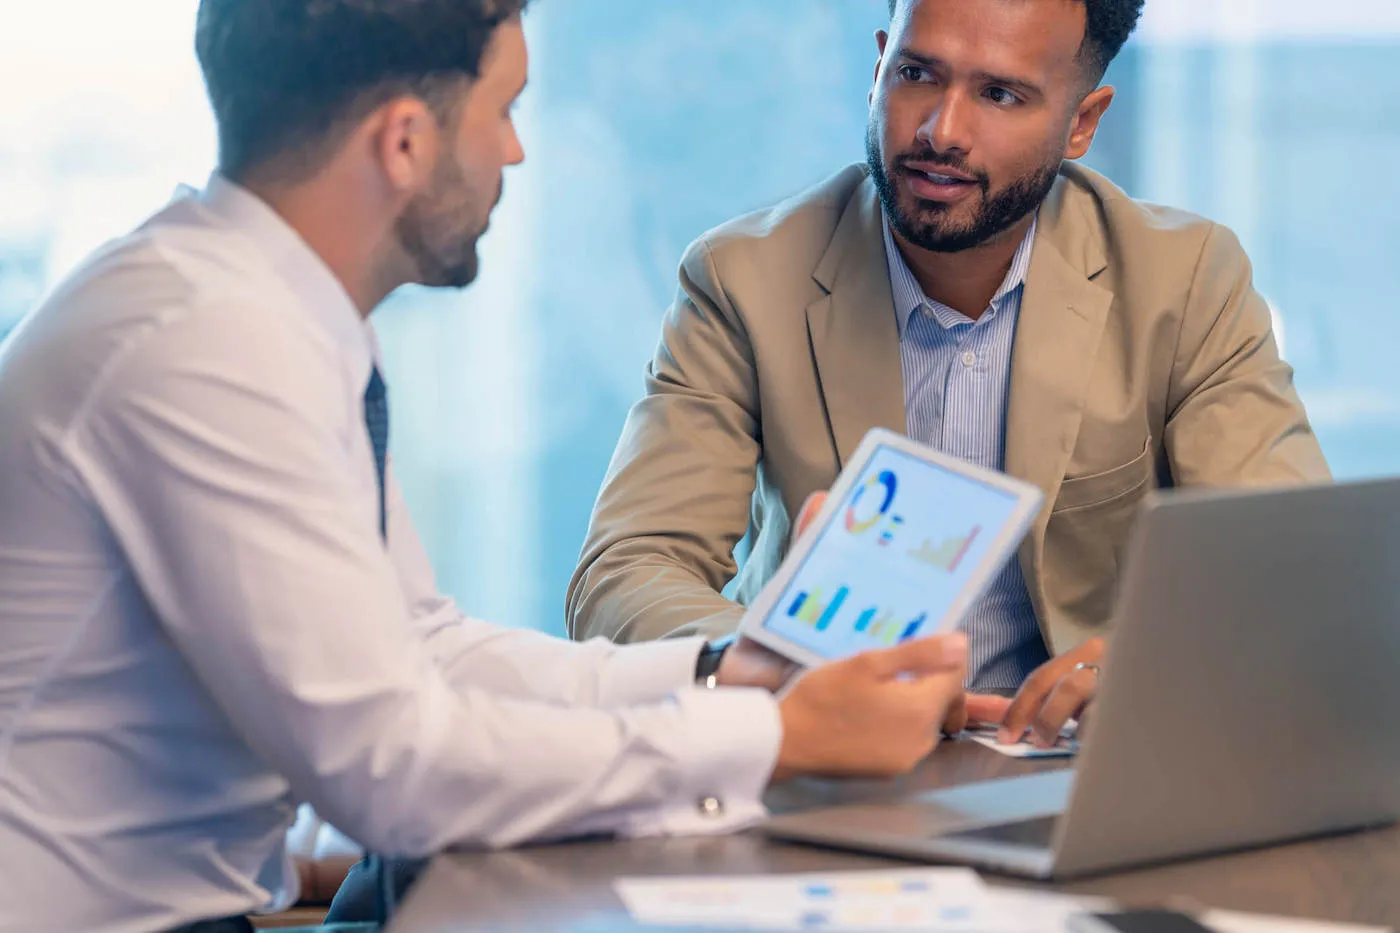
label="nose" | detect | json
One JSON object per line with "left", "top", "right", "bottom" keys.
{"left": 507, "top": 125, "right": 526, "bottom": 167}
{"left": 917, "top": 87, "right": 973, "bottom": 157}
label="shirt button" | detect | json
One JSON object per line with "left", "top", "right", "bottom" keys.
{"left": 961, "top": 351, "right": 977, "bottom": 368}
{"left": 698, "top": 796, "right": 725, "bottom": 818}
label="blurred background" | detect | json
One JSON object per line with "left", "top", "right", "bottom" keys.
{"left": 4, "top": 0, "right": 1398, "bottom": 634}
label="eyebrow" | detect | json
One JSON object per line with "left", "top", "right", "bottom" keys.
{"left": 894, "top": 48, "right": 1045, "bottom": 98}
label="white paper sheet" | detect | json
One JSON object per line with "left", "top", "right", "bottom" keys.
{"left": 984, "top": 888, "right": 1115, "bottom": 931}
{"left": 615, "top": 871, "right": 1388, "bottom": 932}
{"left": 963, "top": 724, "right": 1079, "bottom": 758}
{"left": 614, "top": 868, "right": 1022, "bottom": 931}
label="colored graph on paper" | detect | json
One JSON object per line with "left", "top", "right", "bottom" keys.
{"left": 762, "top": 445, "right": 1022, "bottom": 659}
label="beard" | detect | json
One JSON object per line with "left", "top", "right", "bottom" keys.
{"left": 394, "top": 155, "right": 498, "bottom": 290}
{"left": 865, "top": 120, "right": 1060, "bottom": 254}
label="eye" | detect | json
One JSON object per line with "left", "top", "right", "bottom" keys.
{"left": 897, "top": 64, "right": 933, "bottom": 84}
{"left": 986, "top": 86, "right": 1021, "bottom": 107}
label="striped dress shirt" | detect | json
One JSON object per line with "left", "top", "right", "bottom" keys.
{"left": 881, "top": 215, "right": 1050, "bottom": 692}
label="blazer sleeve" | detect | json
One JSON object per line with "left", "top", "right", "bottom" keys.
{"left": 1164, "top": 223, "right": 1331, "bottom": 486}
{"left": 567, "top": 238, "right": 761, "bottom": 643}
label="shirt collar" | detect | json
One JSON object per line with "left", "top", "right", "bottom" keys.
{"left": 194, "top": 174, "right": 379, "bottom": 391}
{"left": 882, "top": 211, "right": 1038, "bottom": 336}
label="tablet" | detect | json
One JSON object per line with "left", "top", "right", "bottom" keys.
{"left": 738, "top": 428, "right": 1044, "bottom": 668}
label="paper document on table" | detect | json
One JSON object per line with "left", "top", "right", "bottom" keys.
{"left": 1202, "top": 910, "right": 1390, "bottom": 933}
{"left": 985, "top": 888, "right": 1114, "bottom": 929}
{"left": 963, "top": 724, "right": 1078, "bottom": 759}
{"left": 614, "top": 868, "right": 1024, "bottom": 931}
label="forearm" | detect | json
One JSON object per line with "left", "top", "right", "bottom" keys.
{"left": 393, "top": 475, "right": 714, "bottom": 705}
{"left": 315, "top": 680, "right": 781, "bottom": 854}
{"left": 569, "top": 239, "right": 765, "bottom": 644}
{"left": 416, "top": 599, "right": 714, "bottom": 707}
{"left": 569, "top": 551, "right": 747, "bottom": 644}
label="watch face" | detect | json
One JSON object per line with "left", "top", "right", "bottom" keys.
{"left": 696, "top": 641, "right": 729, "bottom": 681}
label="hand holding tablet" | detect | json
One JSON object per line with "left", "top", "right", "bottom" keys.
{"left": 739, "top": 428, "right": 1044, "bottom": 668}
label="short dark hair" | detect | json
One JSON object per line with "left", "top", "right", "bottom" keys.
{"left": 886, "top": 0, "right": 1144, "bottom": 86}
{"left": 196, "top": 0, "right": 529, "bottom": 181}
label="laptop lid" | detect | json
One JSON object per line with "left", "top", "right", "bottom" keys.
{"left": 1052, "top": 478, "right": 1400, "bottom": 877}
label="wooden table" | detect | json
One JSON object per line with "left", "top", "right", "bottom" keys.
{"left": 387, "top": 739, "right": 1400, "bottom": 930}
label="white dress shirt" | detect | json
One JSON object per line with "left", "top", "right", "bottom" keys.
{"left": 0, "top": 177, "right": 781, "bottom": 933}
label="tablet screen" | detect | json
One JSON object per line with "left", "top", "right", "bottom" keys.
{"left": 760, "top": 443, "right": 1024, "bottom": 660}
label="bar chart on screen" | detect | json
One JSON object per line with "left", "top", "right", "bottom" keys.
{"left": 760, "top": 443, "right": 1026, "bottom": 659}
{"left": 785, "top": 586, "right": 929, "bottom": 647}
{"left": 784, "top": 587, "right": 849, "bottom": 633}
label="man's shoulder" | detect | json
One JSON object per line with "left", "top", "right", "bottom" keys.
{"left": 47, "top": 196, "right": 284, "bottom": 319}
{"left": 3, "top": 199, "right": 335, "bottom": 431}
{"left": 680, "top": 164, "right": 869, "bottom": 281}
{"left": 1055, "top": 163, "right": 1237, "bottom": 273}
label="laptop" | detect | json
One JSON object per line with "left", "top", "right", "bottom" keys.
{"left": 763, "top": 478, "right": 1400, "bottom": 879}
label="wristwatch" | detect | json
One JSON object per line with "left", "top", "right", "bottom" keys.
{"left": 694, "top": 634, "right": 736, "bottom": 686}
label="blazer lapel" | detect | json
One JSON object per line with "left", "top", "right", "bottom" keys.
{"left": 806, "top": 176, "right": 906, "bottom": 467}
{"left": 1005, "top": 174, "right": 1115, "bottom": 625}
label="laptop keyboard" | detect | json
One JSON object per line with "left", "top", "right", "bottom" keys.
{"left": 941, "top": 815, "right": 1060, "bottom": 847}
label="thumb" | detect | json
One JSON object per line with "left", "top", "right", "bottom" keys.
{"left": 794, "top": 491, "right": 828, "bottom": 541}
{"left": 856, "top": 632, "right": 967, "bottom": 680}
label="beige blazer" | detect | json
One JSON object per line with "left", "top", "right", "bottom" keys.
{"left": 568, "top": 163, "right": 1330, "bottom": 653}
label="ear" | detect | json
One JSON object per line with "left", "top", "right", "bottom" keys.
{"left": 1064, "top": 85, "right": 1114, "bottom": 160}
{"left": 370, "top": 97, "right": 442, "bottom": 196}
{"left": 871, "top": 30, "right": 890, "bottom": 107}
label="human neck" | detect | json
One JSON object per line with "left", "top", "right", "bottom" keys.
{"left": 239, "top": 169, "right": 402, "bottom": 319}
{"left": 891, "top": 213, "right": 1034, "bottom": 321}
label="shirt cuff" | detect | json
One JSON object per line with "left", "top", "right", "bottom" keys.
{"left": 595, "top": 637, "right": 707, "bottom": 708}
{"left": 622, "top": 686, "right": 782, "bottom": 838}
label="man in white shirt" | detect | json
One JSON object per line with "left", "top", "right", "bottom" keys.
{"left": 0, "top": 2, "right": 972, "bottom": 931}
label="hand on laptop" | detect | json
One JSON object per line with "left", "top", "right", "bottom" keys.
{"left": 770, "top": 633, "right": 968, "bottom": 782}
{"left": 997, "top": 638, "right": 1106, "bottom": 748}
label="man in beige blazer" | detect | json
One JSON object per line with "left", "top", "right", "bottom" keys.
{"left": 569, "top": 0, "right": 1330, "bottom": 745}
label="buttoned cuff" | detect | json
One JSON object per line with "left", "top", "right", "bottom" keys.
{"left": 595, "top": 637, "right": 707, "bottom": 708}
{"left": 622, "top": 686, "right": 782, "bottom": 838}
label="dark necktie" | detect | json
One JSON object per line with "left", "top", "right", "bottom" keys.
{"left": 364, "top": 367, "right": 389, "bottom": 540}
{"left": 362, "top": 367, "right": 397, "bottom": 920}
